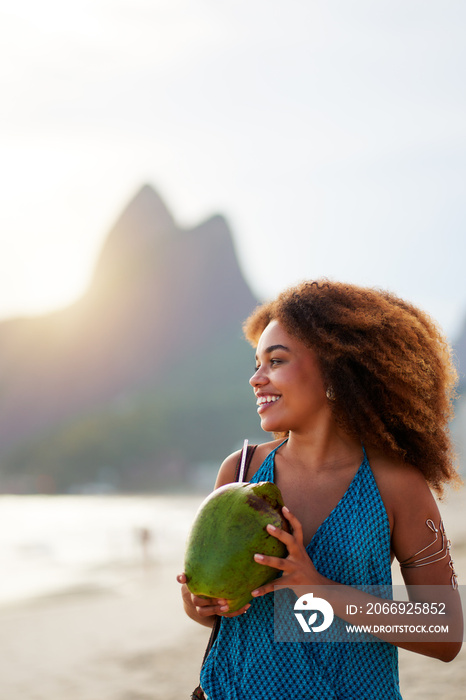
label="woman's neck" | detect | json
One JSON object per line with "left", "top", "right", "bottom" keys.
{"left": 282, "top": 427, "right": 362, "bottom": 474}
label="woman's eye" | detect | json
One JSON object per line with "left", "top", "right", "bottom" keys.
{"left": 254, "top": 358, "right": 281, "bottom": 371}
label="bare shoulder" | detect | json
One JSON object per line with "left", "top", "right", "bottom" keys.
{"left": 368, "top": 450, "right": 443, "bottom": 561}
{"left": 369, "top": 451, "right": 433, "bottom": 504}
{"left": 214, "top": 438, "right": 284, "bottom": 489}
{"left": 369, "top": 451, "right": 437, "bottom": 516}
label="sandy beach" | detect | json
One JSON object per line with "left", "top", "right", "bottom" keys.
{"left": 0, "top": 487, "right": 464, "bottom": 700}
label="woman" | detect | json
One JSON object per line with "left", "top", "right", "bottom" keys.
{"left": 177, "top": 280, "right": 463, "bottom": 699}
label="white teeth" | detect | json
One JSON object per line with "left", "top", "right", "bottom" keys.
{"left": 256, "top": 395, "right": 281, "bottom": 406}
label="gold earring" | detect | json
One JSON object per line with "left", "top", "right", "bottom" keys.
{"left": 326, "top": 386, "right": 335, "bottom": 401}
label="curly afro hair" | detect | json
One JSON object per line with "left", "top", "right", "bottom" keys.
{"left": 243, "top": 280, "right": 460, "bottom": 496}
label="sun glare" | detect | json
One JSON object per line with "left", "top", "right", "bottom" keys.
{"left": 1, "top": 251, "right": 94, "bottom": 320}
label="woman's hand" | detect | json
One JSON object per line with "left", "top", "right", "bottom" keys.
{"left": 251, "top": 506, "right": 324, "bottom": 598}
{"left": 176, "top": 573, "right": 251, "bottom": 622}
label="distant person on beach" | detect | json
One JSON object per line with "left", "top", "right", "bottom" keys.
{"left": 135, "top": 526, "right": 153, "bottom": 574}
{"left": 178, "top": 280, "right": 463, "bottom": 699}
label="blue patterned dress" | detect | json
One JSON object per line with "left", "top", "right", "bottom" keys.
{"left": 200, "top": 441, "right": 402, "bottom": 699}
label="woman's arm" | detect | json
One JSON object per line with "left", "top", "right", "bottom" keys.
{"left": 382, "top": 461, "right": 462, "bottom": 660}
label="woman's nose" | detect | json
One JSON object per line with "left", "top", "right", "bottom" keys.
{"left": 249, "top": 367, "right": 266, "bottom": 387}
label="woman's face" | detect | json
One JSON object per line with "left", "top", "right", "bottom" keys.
{"left": 249, "top": 320, "right": 329, "bottom": 434}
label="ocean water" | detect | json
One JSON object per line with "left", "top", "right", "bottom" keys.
{"left": 0, "top": 494, "right": 204, "bottom": 607}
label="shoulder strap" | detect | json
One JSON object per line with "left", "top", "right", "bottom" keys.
{"left": 233, "top": 444, "right": 258, "bottom": 483}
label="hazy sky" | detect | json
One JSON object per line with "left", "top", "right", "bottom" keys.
{"left": 1, "top": 0, "right": 465, "bottom": 338}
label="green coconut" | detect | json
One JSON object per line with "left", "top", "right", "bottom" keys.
{"left": 184, "top": 481, "right": 289, "bottom": 612}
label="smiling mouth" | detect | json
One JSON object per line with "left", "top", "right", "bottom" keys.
{"left": 256, "top": 395, "right": 281, "bottom": 411}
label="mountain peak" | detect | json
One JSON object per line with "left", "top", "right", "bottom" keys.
{"left": 108, "top": 183, "right": 177, "bottom": 242}
{"left": 127, "top": 184, "right": 176, "bottom": 235}
{"left": 90, "top": 185, "right": 177, "bottom": 288}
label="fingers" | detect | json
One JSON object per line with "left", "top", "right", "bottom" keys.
{"left": 221, "top": 603, "right": 251, "bottom": 618}
{"left": 251, "top": 577, "right": 281, "bottom": 599}
{"left": 193, "top": 597, "right": 252, "bottom": 617}
{"left": 265, "top": 523, "right": 295, "bottom": 549}
{"left": 254, "top": 552, "right": 288, "bottom": 571}
{"left": 192, "top": 595, "right": 230, "bottom": 617}
{"left": 282, "top": 506, "right": 304, "bottom": 544}
{"left": 177, "top": 574, "right": 233, "bottom": 617}
{"left": 253, "top": 507, "right": 306, "bottom": 572}
{"left": 263, "top": 508, "right": 304, "bottom": 552}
